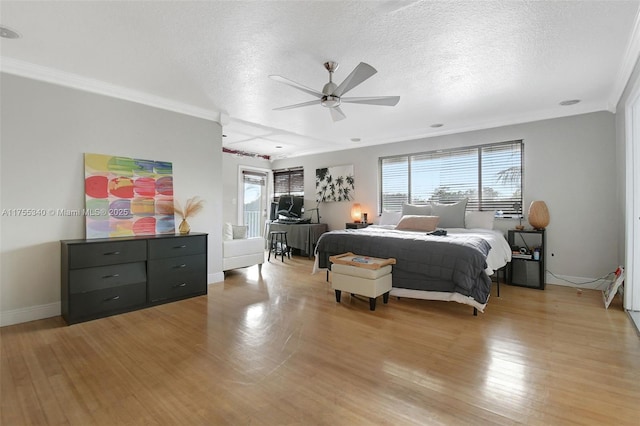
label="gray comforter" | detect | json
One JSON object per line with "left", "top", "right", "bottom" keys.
{"left": 315, "top": 228, "right": 492, "bottom": 304}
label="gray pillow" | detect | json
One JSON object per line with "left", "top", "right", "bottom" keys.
{"left": 401, "top": 203, "right": 432, "bottom": 216}
{"left": 232, "top": 225, "right": 248, "bottom": 239}
{"left": 430, "top": 198, "right": 468, "bottom": 228}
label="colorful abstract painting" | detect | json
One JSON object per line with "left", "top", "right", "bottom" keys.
{"left": 316, "top": 164, "right": 355, "bottom": 202}
{"left": 84, "top": 153, "right": 175, "bottom": 238}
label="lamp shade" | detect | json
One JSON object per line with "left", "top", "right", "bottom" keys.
{"left": 351, "top": 203, "right": 362, "bottom": 222}
{"left": 528, "top": 200, "right": 550, "bottom": 230}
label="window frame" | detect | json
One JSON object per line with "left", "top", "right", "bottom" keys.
{"left": 273, "top": 167, "right": 304, "bottom": 199}
{"left": 379, "top": 140, "right": 523, "bottom": 215}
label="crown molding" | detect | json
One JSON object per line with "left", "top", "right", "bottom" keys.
{"left": 609, "top": 8, "right": 640, "bottom": 111}
{"left": 279, "top": 101, "right": 609, "bottom": 160}
{"left": 0, "top": 57, "right": 223, "bottom": 123}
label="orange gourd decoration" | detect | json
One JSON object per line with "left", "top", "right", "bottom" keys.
{"left": 528, "top": 201, "right": 550, "bottom": 230}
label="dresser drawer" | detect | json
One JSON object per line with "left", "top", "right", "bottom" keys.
{"left": 68, "top": 282, "right": 146, "bottom": 322}
{"left": 69, "top": 262, "right": 146, "bottom": 294}
{"left": 61, "top": 233, "right": 208, "bottom": 325}
{"left": 148, "top": 235, "right": 206, "bottom": 259}
{"left": 68, "top": 240, "right": 147, "bottom": 268}
{"left": 148, "top": 254, "right": 207, "bottom": 302}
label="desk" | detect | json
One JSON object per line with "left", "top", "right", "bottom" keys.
{"left": 267, "top": 223, "right": 328, "bottom": 257}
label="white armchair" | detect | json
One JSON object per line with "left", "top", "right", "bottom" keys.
{"left": 222, "top": 224, "right": 265, "bottom": 272}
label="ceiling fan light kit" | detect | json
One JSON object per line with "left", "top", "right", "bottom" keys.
{"left": 270, "top": 61, "right": 400, "bottom": 122}
{"left": 321, "top": 96, "right": 340, "bottom": 108}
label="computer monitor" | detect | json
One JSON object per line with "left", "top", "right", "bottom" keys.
{"left": 276, "top": 195, "right": 304, "bottom": 219}
{"left": 269, "top": 201, "right": 279, "bottom": 221}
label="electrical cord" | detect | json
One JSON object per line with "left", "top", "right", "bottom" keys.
{"left": 546, "top": 269, "right": 616, "bottom": 289}
{"left": 518, "top": 233, "right": 531, "bottom": 253}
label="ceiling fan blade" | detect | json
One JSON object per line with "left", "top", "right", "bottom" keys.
{"left": 269, "top": 75, "right": 324, "bottom": 98}
{"left": 332, "top": 62, "right": 377, "bottom": 97}
{"left": 341, "top": 96, "right": 400, "bottom": 106}
{"left": 273, "top": 100, "right": 319, "bottom": 111}
{"left": 329, "top": 106, "right": 346, "bottom": 122}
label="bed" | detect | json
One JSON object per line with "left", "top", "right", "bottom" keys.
{"left": 314, "top": 221, "right": 512, "bottom": 314}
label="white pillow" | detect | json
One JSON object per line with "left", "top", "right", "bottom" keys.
{"left": 232, "top": 225, "right": 248, "bottom": 239}
{"left": 379, "top": 211, "right": 402, "bottom": 226}
{"left": 223, "top": 223, "right": 233, "bottom": 241}
{"left": 465, "top": 211, "right": 495, "bottom": 230}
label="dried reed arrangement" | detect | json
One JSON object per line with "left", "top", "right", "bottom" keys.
{"left": 173, "top": 196, "right": 205, "bottom": 220}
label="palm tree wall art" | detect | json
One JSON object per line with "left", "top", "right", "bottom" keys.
{"left": 316, "top": 165, "right": 355, "bottom": 202}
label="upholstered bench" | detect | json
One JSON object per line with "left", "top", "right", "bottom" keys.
{"left": 328, "top": 253, "right": 396, "bottom": 311}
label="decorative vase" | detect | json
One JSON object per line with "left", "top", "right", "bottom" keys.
{"left": 178, "top": 218, "right": 191, "bottom": 235}
{"left": 528, "top": 201, "right": 550, "bottom": 230}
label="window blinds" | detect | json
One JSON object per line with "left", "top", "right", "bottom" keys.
{"left": 380, "top": 141, "right": 523, "bottom": 214}
{"left": 380, "top": 156, "right": 409, "bottom": 212}
{"left": 273, "top": 168, "right": 304, "bottom": 197}
{"left": 242, "top": 170, "right": 266, "bottom": 186}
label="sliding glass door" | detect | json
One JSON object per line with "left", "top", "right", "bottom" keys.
{"left": 242, "top": 169, "right": 268, "bottom": 238}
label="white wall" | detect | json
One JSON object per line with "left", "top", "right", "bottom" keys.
{"left": 273, "top": 112, "right": 618, "bottom": 285}
{"left": 0, "top": 73, "right": 224, "bottom": 326}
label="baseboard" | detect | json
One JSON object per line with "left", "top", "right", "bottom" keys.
{"left": 2, "top": 274, "right": 225, "bottom": 327}
{"left": 627, "top": 311, "right": 640, "bottom": 336}
{"left": 0, "top": 272, "right": 609, "bottom": 327}
{"left": 0, "top": 302, "right": 61, "bottom": 327}
{"left": 545, "top": 272, "right": 609, "bottom": 290}
{"left": 209, "top": 272, "right": 225, "bottom": 284}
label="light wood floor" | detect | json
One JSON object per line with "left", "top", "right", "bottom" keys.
{"left": 2, "top": 255, "right": 639, "bottom": 425}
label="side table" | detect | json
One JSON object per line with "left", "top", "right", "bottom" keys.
{"left": 507, "top": 229, "right": 546, "bottom": 290}
{"left": 346, "top": 222, "right": 369, "bottom": 229}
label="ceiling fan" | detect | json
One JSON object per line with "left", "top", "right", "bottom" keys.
{"left": 269, "top": 61, "right": 400, "bottom": 122}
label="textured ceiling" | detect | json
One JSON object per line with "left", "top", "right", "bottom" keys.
{"left": 1, "top": 1, "right": 639, "bottom": 160}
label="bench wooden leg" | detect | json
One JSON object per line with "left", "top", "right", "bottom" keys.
{"left": 369, "top": 297, "right": 376, "bottom": 311}
{"left": 383, "top": 291, "right": 390, "bottom": 304}
{"left": 334, "top": 289, "right": 341, "bottom": 303}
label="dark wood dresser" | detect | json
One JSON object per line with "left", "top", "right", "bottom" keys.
{"left": 61, "top": 233, "right": 207, "bottom": 324}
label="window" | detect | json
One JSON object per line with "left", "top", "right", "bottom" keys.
{"left": 273, "top": 167, "right": 304, "bottom": 198}
{"left": 380, "top": 140, "right": 523, "bottom": 214}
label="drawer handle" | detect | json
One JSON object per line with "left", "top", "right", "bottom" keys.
{"left": 103, "top": 295, "right": 120, "bottom": 302}
{"left": 174, "top": 264, "right": 187, "bottom": 269}
{"left": 173, "top": 283, "right": 187, "bottom": 288}
{"left": 174, "top": 245, "right": 187, "bottom": 249}
{"left": 104, "top": 251, "right": 121, "bottom": 256}
{"left": 102, "top": 274, "right": 120, "bottom": 279}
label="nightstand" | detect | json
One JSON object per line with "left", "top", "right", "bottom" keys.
{"left": 346, "top": 222, "right": 369, "bottom": 229}
{"left": 507, "top": 229, "right": 545, "bottom": 290}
